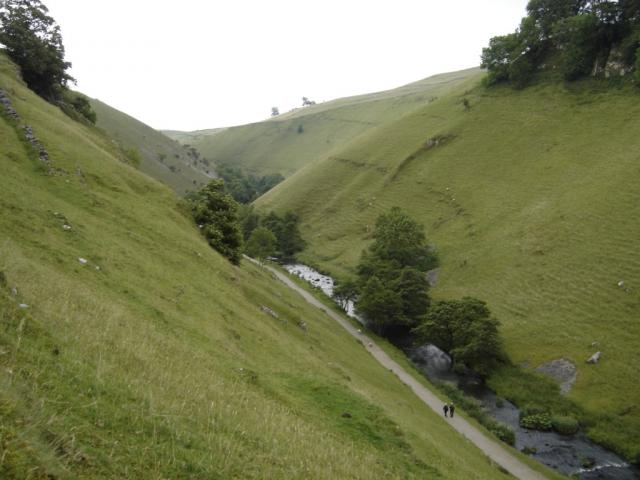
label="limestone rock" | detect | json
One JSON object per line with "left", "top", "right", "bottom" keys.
{"left": 260, "top": 305, "right": 279, "bottom": 319}
{"left": 586, "top": 351, "right": 601, "bottom": 364}
{"left": 536, "top": 358, "right": 577, "bottom": 394}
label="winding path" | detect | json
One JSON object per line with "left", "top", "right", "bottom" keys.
{"left": 248, "top": 257, "right": 548, "bottom": 480}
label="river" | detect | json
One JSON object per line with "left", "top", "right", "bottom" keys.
{"left": 284, "top": 263, "right": 639, "bottom": 480}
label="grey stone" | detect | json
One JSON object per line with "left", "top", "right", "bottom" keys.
{"left": 260, "top": 305, "right": 279, "bottom": 319}
{"left": 586, "top": 351, "right": 601, "bottom": 364}
{"left": 426, "top": 268, "right": 440, "bottom": 287}
{"left": 536, "top": 359, "right": 577, "bottom": 394}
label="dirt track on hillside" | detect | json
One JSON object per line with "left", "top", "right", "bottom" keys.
{"left": 248, "top": 257, "right": 549, "bottom": 480}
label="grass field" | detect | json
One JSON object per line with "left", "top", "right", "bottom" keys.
{"left": 170, "top": 68, "right": 481, "bottom": 178}
{"left": 245, "top": 76, "right": 640, "bottom": 460}
{"left": 91, "top": 99, "right": 212, "bottom": 195}
{"left": 0, "top": 52, "right": 546, "bottom": 478}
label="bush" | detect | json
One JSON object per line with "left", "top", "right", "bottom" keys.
{"left": 488, "top": 421, "right": 515, "bottom": 446}
{"left": 552, "top": 415, "right": 579, "bottom": 435}
{"left": 520, "top": 412, "right": 553, "bottom": 431}
{"left": 124, "top": 148, "right": 142, "bottom": 168}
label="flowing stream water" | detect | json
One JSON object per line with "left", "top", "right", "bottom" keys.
{"left": 284, "top": 263, "right": 639, "bottom": 480}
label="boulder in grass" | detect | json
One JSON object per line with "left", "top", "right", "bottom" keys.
{"left": 586, "top": 351, "right": 601, "bottom": 364}
{"left": 260, "top": 305, "right": 279, "bottom": 319}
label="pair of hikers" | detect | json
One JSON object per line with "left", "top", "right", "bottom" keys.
{"left": 443, "top": 402, "right": 455, "bottom": 418}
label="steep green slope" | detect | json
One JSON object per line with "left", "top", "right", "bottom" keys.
{"left": 91, "top": 99, "right": 213, "bottom": 195}
{"left": 258, "top": 78, "right": 640, "bottom": 459}
{"left": 0, "top": 53, "right": 535, "bottom": 479}
{"left": 172, "top": 68, "right": 481, "bottom": 177}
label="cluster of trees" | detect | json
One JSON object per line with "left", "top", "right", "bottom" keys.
{"left": 188, "top": 180, "right": 306, "bottom": 265}
{"left": 216, "top": 164, "right": 284, "bottom": 204}
{"left": 481, "top": 0, "right": 640, "bottom": 86}
{"left": 0, "top": 0, "right": 96, "bottom": 122}
{"left": 353, "top": 207, "right": 437, "bottom": 335}
{"left": 338, "top": 207, "right": 505, "bottom": 376}
{"left": 240, "top": 207, "right": 305, "bottom": 261}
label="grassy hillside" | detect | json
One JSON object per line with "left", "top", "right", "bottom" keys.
{"left": 163, "top": 128, "right": 226, "bottom": 146}
{"left": 91, "top": 99, "right": 213, "bottom": 195}
{"left": 171, "top": 68, "right": 481, "bottom": 177}
{"left": 0, "top": 53, "right": 543, "bottom": 479}
{"left": 257, "top": 78, "right": 640, "bottom": 460}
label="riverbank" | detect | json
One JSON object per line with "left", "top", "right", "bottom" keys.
{"left": 283, "top": 262, "right": 639, "bottom": 480}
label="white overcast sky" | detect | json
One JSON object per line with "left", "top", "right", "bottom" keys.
{"left": 43, "top": 0, "right": 529, "bottom": 131}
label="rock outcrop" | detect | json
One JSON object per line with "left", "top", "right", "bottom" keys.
{"left": 536, "top": 358, "right": 577, "bottom": 394}
{"left": 0, "top": 89, "right": 50, "bottom": 166}
{"left": 586, "top": 351, "right": 601, "bottom": 364}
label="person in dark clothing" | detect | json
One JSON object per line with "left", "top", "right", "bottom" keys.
{"left": 449, "top": 403, "right": 455, "bottom": 418}
{"left": 443, "top": 404, "right": 449, "bottom": 417}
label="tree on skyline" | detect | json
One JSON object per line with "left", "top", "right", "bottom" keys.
{"left": 0, "top": 0, "right": 74, "bottom": 100}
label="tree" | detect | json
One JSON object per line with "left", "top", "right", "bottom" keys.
{"left": 368, "top": 207, "right": 437, "bottom": 271}
{"left": 238, "top": 204, "right": 260, "bottom": 240}
{"left": 553, "top": 14, "right": 601, "bottom": 80}
{"left": 216, "top": 164, "right": 284, "bottom": 204}
{"left": 0, "top": 0, "right": 74, "bottom": 100}
{"left": 190, "top": 179, "right": 243, "bottom": 264}
{"left": 482, "top": 0, "right": 638, "bottom": 86}
{"left": 481, "top": 33, "right": 522, "bottom": 85}
{"left": 245, "top": 226, "right": 276, "bottom": 261}
{"left": 526, "top": 0, "right": 585, "bottom": 39}
{"left": 302, "top": 96, "right": 316, "bottom": 106}
{"left": 393, "top": 267, "right": 430, "bottom": 327}
{"left": 333, "top": 278, "right": 359, "bottom": 311}
{"left": 413, "top": 298, "right": 505, "bottom": 377}
{"left": 356, "top": 276, "right": 403, "bottom": 335}
{"left": 355, "top": 208, "right": 436, "bottom": 335}
{"left": 262, "top": 211, "right": 305, "bottom": 260}
{"left": 271, "top": 106, "right": 279, "bottom": 116}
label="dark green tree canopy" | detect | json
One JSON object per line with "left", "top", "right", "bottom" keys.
{"left": 481, "top": 0, "right": 640, "bottom": 85}
{"left": 356, "top": 276, "right": 404, "bottom": 334}
{"left": 245, "top": 226, "right": 276, "bottom": 261}
{"left": 190, "top": 179, "right": 243, "bottom": 264}
{"left": 215, "top": 164, "right": 284, "bottom": 204}
{"left": 413, "top": 298, "right": 506, "bottom": 377}
{"left": 0, "top": 0, "right": 74, "bottom": 100}
{"left": 238, "top": 207, "right": 306, "bottom": 261}
{"left": 355, "top": 207, "right": 436, "bottom": 335}
{"left": 261, "top": 211, "right": 305, "bottom": 260}
{"left": 368, "top": 207, "right": 437, "bottom": 272}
